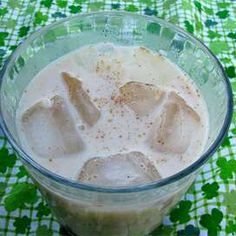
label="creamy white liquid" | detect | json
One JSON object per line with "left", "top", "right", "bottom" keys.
{"left": 16, "top": 43, "right": 209, "bottom": 182}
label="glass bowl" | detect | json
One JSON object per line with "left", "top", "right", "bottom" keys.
{"left": 0, "top": 12, "right": 233, "bottom": 236}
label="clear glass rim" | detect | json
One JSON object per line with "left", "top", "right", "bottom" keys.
{"left": 0, "top": 11, "right": 233, "bottom": 193}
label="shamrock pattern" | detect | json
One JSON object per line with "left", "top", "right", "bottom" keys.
{"left": 200, "top": 208, "right": 223, "bottom": 236}
{"left": 0, "top": 0, "right": 236, "bottom": 235}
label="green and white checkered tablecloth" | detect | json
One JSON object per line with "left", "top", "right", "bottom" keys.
{"left": 0, "top": 0, "right": 236, "bottom": 235}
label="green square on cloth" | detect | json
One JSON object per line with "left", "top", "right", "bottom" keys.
{"left": 0, "top": 0, "right": 235, "bottom": 235}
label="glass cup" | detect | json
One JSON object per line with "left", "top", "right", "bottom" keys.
{"left": 0, "top": 12, "right": 233, "bottom": 236}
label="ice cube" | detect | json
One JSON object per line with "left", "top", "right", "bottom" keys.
{"left": 149, "top": 91, "right": 200, "bottom": 154}
{"left": 62, "top": 72, "right": 100, "bottom": 126}
{"left": 119, "top": 82, "right": 164, "bottom": 116}
{"left": 78, "top": 152, "right": 161, "bottom": 186}
{"left": 21, "top": 95, "right": 84, "bottom": 158}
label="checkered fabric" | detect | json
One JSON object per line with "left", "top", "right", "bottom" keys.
{"left": 0, "top": 0, "right": 235, "bottom": 235}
